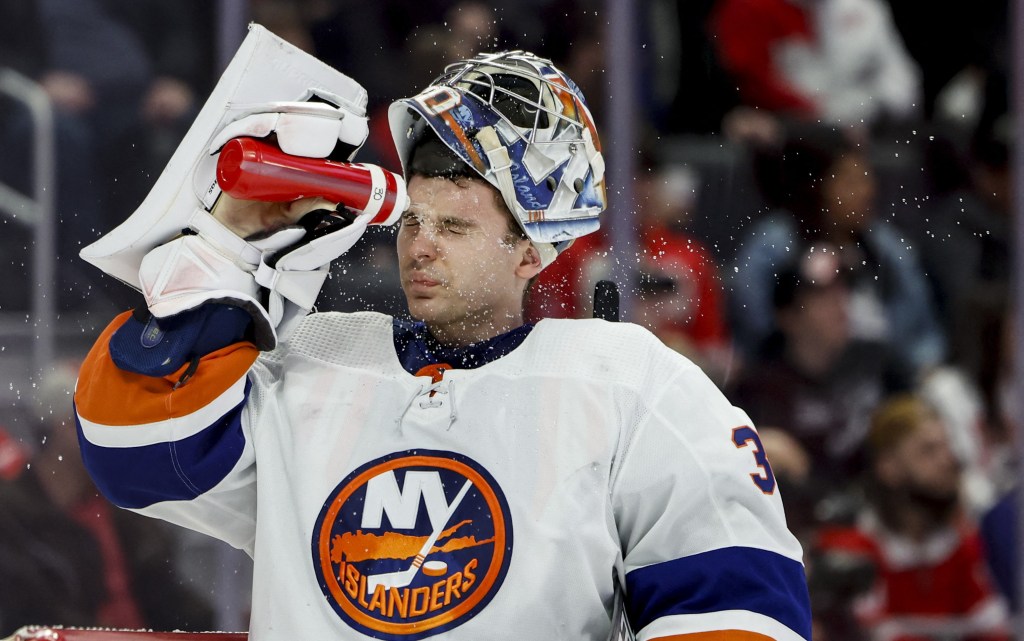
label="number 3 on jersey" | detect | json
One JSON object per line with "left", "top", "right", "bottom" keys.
{"left": 732, "top": 426, "right": 776, "bottom": 494}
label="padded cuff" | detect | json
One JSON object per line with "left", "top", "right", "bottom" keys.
{"left": 109, "top": 305, "right": 254, "bottom": 378}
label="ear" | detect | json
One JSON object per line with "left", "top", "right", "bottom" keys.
{"left": 514, "top": 242, "right": 544, "bottom": 280}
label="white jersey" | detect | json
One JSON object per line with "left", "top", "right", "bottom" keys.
{"left": 75, "top": 311, "right": 810, "bottom": 641}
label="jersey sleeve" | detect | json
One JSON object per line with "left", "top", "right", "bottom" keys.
{"left": 611, "top": 351, "right": 811, "bottom": 641}
{"left": 74, "top": 311, "right": 261, "bottom": 553}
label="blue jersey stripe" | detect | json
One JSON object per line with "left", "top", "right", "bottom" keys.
{"left": 625, "top": 546, "right": 811, "bottom": 639}
{"left": 74, "top": 380, "right": 251, "bottom": 509}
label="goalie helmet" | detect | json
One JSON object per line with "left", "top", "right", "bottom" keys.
{"left": 388, "top": 51, "right": 606, "bottom": 267}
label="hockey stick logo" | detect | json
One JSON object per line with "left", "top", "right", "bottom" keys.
{"left": 312, "top": 450, "right": 513, "bottom": 640}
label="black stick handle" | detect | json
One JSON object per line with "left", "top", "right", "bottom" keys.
{"left": 593, "top": 280, "right": 620, "bottom": 322}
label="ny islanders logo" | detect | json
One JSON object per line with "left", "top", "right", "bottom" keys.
{"left": 312, "top": 450, "right": 513, "bottom": 639}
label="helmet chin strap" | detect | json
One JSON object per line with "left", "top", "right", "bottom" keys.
{"left": 476, "top": 126, "right": 558, "bottom": 268}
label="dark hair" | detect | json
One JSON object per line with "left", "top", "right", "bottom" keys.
{"left": 752, "top": 124, "right": 858, "bottom": 238}
{"left": 408, "top": 130, "right": 480, "bottom": 180}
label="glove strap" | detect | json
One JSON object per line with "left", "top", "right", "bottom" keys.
{"left": 255, "top": 262, "right": 329, "bottom": 313}
{"left": 187, "top": 209, "right": 263, "bottom": 269}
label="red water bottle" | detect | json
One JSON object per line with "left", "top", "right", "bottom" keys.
{"left": 215, "top": 137, "right": 408, "bottom": 225}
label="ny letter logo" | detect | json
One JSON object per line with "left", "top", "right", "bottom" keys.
{"left": 361, "top": 471, "right": 458, "bottom": 531}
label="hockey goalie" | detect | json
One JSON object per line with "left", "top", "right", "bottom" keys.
{"left": 52, "top": 22, "right": 811, "bottom": 641}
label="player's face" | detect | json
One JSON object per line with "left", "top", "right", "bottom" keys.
{"left": 397, "top": 175, "right": 541, "bottom": 346}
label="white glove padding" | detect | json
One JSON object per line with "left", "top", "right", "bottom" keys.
{"left": 254, "top": 209, "right": 372, "bottom": 343}
{"left": 207, "top": 99, "right": 369, "bottom": 162}
{"left": 139, "top": 206, "right": 371, "bottom": 350}
{"left": 138, "top": 209, "right": 302, "bottom": 350}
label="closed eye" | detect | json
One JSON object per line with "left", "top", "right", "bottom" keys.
{"left": 440, "top": 218, "right": 473, "bottom": 234}
{"left": 400, "top": 212, "right": 476, "bottom": 235}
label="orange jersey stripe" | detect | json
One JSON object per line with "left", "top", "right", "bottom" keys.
{"left": 652, "top": 631, "right": 776, "bottom": 641}
{"left": 76, "top": 311, "right": 260, "bottom": 426}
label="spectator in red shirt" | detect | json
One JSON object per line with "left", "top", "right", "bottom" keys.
{"left": 815, "top": 395, "right": 1009, "bottom": 641}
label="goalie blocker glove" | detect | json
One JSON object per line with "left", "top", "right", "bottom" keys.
{"left": 124, "top": 205, "right": 371, "bottom": 378}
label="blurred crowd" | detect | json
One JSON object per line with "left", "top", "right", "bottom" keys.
{"left": 0, "top": 0, "right": 1017, "bottom": 639}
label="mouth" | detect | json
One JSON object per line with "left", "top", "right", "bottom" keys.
{"left": 405, "top": 272, "right": 443, "bottom": 292}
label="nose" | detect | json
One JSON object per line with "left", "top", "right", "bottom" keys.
{"left": 402, "top": 223, "right": 439, "bottom": 261}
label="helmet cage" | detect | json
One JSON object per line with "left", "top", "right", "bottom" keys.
{"left": 441, "top": 54, "right": 581, "bottom": 147}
